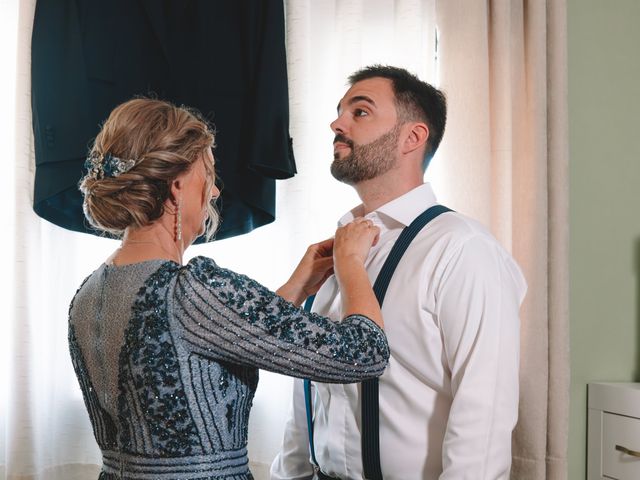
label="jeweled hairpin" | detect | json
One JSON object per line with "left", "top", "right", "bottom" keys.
{"left": 84, "top": 151, "right": 137, "bottom": 179}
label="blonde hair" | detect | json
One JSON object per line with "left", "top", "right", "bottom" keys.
{"left": 80, "top": 98, "right": 219, "bottom": 240}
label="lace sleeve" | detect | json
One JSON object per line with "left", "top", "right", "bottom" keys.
{"left": 171, "top": 256, "right": 389, "bottom": 383}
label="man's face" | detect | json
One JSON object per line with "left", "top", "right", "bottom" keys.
{"left": 330, "top": 78, "right": 401, "bottom": 185}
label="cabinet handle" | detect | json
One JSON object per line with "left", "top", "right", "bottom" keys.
{"left": 615, "top": 445, "right": 640, "bottom": 458}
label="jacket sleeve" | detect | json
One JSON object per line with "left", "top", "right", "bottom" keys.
{"left": 243, "top": 0, "right": 296, "bottom": 179}
{"left": 171, "top": 256, "right": 389, "bottom": 383}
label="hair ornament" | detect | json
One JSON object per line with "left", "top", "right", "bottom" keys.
{"left": 84, "top": 151, "right": 137, "bottom": 179}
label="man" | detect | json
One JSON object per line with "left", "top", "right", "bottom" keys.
{"left": 271, "top": 65, "right": 527, "bottom": 479}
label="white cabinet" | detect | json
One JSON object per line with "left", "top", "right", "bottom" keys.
{"left": 588, "top": 383, "right": 640, "bottom": 480}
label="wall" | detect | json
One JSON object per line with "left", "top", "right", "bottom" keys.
{"left": 568, "top": 1, "right": 640, "bottom": 478}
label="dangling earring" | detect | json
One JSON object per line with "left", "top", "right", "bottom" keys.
{"left": 175, "top": 197, "right": 182, "bottom": 242}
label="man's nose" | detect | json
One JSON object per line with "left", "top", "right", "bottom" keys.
{"left": 330, "top": 114, "right": 347, "bottom": 135}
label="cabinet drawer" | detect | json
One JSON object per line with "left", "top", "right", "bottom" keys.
{"left": 603, "top": 412, "right": 640, "bottom": 479}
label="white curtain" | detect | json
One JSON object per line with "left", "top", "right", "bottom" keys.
{"left": 2, "top": 1, "right": 567, "bottom": 479}
{"left": 435, "top": 1, "right": 569, "bottom": 478}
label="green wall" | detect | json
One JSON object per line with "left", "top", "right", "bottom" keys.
{"left": 568, "top": 1, "right": 640, "bottom": 478}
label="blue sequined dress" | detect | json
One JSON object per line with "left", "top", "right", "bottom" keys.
{"left": 68, "top": 256, "right": 389, "bottom": 479}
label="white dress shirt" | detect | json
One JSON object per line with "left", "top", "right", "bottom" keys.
{"left": 271, "top": 183, "right": 527, "bottom": 480}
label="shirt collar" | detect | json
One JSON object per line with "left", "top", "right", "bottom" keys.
{"left": 338, "top": 183, "right": 439, "bottom": 227}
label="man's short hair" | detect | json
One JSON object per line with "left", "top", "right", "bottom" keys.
{"left": 348, "top": 65, "right": 447, "bottom": 170}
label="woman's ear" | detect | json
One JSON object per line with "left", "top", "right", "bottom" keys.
{"left": 169, "top": 178, "right": 183, "bottom": 204}
{"left": 401, "top": 122, "right": 429, "bottom": 155}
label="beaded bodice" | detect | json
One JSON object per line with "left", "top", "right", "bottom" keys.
{"left": 68, "top": 256, "right": 389, "bottom": 479}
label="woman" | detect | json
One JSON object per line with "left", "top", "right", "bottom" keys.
{"left": 69, "top": 98, "right": 388, "bottom": 479}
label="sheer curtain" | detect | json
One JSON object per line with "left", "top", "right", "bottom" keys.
{"left": 2, "top": 0, "right": 567, "bottom": 479}
{"left": 434, "top": 1, "right": 569, "bottom": 478}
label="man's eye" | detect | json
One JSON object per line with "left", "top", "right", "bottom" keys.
{"left": 354, "top": 109, "right": 368, "bottom": 117}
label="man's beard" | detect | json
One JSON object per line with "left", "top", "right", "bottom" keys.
{"left": 330, "top": 124, "right": 401, "bottom": 185}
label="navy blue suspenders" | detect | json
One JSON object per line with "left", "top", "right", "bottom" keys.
{"left": 303, "top": 295, "right": 320, "bottom": 468}
{"left": 303, "top": 204, "right": 452, "bottom": 479}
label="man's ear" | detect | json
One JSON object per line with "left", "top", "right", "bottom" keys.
{"left": 401, "top": 122, "right": 429, "bottom": 155}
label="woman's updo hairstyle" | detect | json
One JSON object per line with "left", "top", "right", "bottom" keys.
{"left": 80, "top": 98, "right": 217, "bottom": 238}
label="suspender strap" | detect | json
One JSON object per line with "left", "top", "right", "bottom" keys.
{"left": 361, "top": 379, "right": 381, "bottom": 479}
{"left": 302, "top": 296, "right": 320, "bottom": 468}
{"left": 371, "top": 205, "right": 453, "bottom": 305}
{"left": 362, "top": 204, "right": 451, "bottom": 480}
{"left": 303, "top": 379, "right": 318, "bottom": 467}
{"left": 304, "top": 205, "right": 452, "bottom": 479}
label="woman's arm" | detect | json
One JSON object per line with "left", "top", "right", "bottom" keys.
{"left": 172, "top": 253, "right": 388, "bottom": 383}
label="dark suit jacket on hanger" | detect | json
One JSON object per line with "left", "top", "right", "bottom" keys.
{"left": 31, "top": 0, "right": 295, "bottom": 240}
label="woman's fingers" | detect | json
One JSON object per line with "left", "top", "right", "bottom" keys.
{"left": 334, "top": 218, "right": 380, "bottom": 264}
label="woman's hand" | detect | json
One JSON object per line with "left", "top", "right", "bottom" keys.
{"left": 332, "top": 218, "right": 383, "bottom": 327}
{"left": 333, "top": 218, "right": 380, "bottom": 268}
{"left": 276, "top": 238, "right": 335, "bottom": 306}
